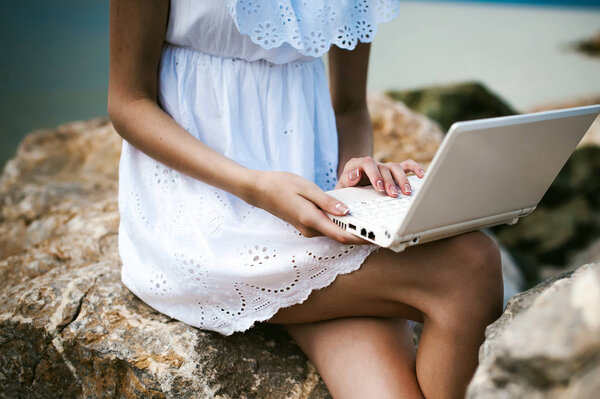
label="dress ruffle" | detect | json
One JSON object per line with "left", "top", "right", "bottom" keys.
{"left": 225, "top": 0, "right": 401, "bottom": 57}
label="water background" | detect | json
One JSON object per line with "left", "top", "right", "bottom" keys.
{"left": 1, "top": 0, "right": 599, "bottom": 169}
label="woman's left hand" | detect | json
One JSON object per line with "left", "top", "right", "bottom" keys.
{"left": 335, "top": 157, "right": 425, "bottom": 197}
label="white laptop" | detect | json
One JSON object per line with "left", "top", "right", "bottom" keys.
{"left": 325, "top": 105, "right": 600, "bottom": 252}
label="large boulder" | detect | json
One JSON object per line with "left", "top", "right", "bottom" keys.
{"left": 0, "top": 119, "right": 330, "bottom": 398}
{"left": 467, "top": 263, "right": 600, "bottom": 399}
{"left": 1, "top": 102, "right": 455, "bottom": 398}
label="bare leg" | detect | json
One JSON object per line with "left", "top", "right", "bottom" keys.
{"left": 286, "top": 317, "right": 423, "bottom": 399}
{"left": 266, "top": 231, "right": 504, "bottom": 398}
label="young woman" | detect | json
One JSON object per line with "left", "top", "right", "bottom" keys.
{"left": 108, "top": 1, "right": 503, "bottom": 397}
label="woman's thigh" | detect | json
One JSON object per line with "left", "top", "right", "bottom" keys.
{"left": 266, "top": 230, "right": 501, "bottom": 325}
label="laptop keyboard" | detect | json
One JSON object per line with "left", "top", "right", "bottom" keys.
{"left": 346, "top": 177, "right": 425, "bottom": 228}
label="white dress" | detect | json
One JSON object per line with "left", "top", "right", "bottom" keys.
{"left": 118, "top": 0, "right": 401, "bottom": 336}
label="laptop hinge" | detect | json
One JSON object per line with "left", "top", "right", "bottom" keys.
{"left": 519, "top": 205, "right": 537, "bottom": 216}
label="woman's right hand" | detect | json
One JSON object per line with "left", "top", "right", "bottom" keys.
{"left": 244, "top": 170, "right": 371, "bottom": 245}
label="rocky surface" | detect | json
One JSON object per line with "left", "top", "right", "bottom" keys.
{"left": 467, "top": 263, "right": 600, "bottom": 399}
{"left": 386, "top": 81, "right": 517, "bottom": 132}
{"left": 0, "top": 100, "right": 452, "bottom": 398}
{"left": 368, "top": 91, "right": 444, "bottom": 165}
{"left": 2, "top": 92, "right": 596, "bottom": 397}
{"left": 0, "top": 119, "right": 333, "bottom": 398}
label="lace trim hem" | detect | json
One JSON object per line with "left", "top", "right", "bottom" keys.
{"left": 224, "top": 243, "right": 380, "bottom": 335}
{"left": 121, "top": 244, "right": 381, "bottom": 336}
{"left": 225, "top": 0, "right": 401, "bottom": 57}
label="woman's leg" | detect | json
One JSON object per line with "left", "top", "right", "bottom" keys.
{"left": 266, "top": 231, "right": 503, "bottom": 399}
{"left": 285, "top": 317, "right": 423, "bottom": 399}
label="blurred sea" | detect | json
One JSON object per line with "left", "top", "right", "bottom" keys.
{"left": 1, "top": 0, "right": 599, "bottom": 169}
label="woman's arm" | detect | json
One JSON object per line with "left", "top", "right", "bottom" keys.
{"left": 327, "top": 42, "right": 373, "bottom": 177}
{"left": 108, "top": 0, "right": 255, "bottom": 199}
{"left": 107, "top": 0, "right": 363, "bottom": 244}
{"left": 328, "top": 43, "right": 424, "bottom": 196}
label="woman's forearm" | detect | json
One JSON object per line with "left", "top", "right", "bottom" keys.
{"left": 109, "top": 97, "right": 255, "bottom": 200}
{"left": 335, "top": 106, "right": 374, "bottom": 178}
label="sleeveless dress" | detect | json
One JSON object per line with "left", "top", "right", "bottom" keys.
{"left": 117, "top": 0, "right": 401, "bottom": 336}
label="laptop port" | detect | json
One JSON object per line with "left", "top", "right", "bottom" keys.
{"left": 360, "top": 228, "right": 367, "bottom": 237}
{"left": 349, "top": 223, "right": 356, "bottom": 230}
{"left": 368, "top": 231, "right": 375, "bottom": 240}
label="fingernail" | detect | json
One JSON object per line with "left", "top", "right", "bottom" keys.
{"left": 419, "top": 169, "right": 425, "bottom": 175}
{"left": 377, "top": 180, "right": 384, "bottom": 191}
{"left": 390, "top": 185, "right": 398, "bottom": 195}
{"left": 404, "top": 183, "right": 412, "bottom": 194}
{"left": 349, "top": 168, "right": 360, "bottom": 180}
{"left": 335, "top": 203, "right": 349, "bottom": 215}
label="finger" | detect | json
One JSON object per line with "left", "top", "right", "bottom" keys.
{"left": 300, "top": 183, "right": 350, "bottom": 216}
{"left": 388, "top": 163, "right": 412, "bottom": 195}
{"left": 377, "top": 164, "right": 399, "bottom": 197}
{"left": 400, "top": 159, "right": 426, "bottom": 178}
{"left": 336, "top": 158, "right": 363, "bottom": 188}
{"left": 358, "top": 157, "right": 385, "bottom": 192}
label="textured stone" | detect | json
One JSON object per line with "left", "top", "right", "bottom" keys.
{"left": 0, "top": 118, "right": 333, "bottom": 398}
{"left": 1, "top": 105, "right": 449, "bottom": 397}
{"left": 467, "top": 263, "right": 600, "bottom": 399}
{"left": 369, "top": 91, "right": 444, "bottom": 165}
{"left": 14, "top": 93, "right": 600, "bottom": 397}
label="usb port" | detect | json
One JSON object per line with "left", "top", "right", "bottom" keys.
{"left": 349, "top": 223, "right": 356, "bottom": 230}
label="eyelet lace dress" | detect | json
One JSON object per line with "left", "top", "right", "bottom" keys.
{"left": 118, "top": 0, "right": 401, "bottom": 336}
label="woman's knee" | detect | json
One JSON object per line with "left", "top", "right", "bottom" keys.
{"left": 436, "top": 231, "right": 503, "bottom": 318}
{"left": 447, "top": 231, "right": 502, "bottom": 285}
{"left": 451, "top": 231, "right": 500, "bottom": 269}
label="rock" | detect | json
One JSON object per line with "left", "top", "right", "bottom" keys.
{"left": 492, "top": 146, "right": 600, "bottom": 285}
{"left": 3, "top": 95, "right": 586, "bottom": 397}
{"left": 386, "top": 81, "right": 517, "bottom": 132}
{"left": 467, "top": 263, "right": 600, "bottom": 399}
{"left": 0, "top": 119, "right": 330, "bottom": 398}
{"left": 368, "top": 92, "right": 444, "bottom": 165}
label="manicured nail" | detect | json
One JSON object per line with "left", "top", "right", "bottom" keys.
{"left": 404, "top": 183, "right": 412, "bottom": 193}
{"left": 377, "top": 180, "right": 384, "bottom": 191}
{"left": 335, "top": 203, "right": 349, "bottom": 215}
{"left": 390, "top": 185, "right": 398, "bottom": 195}
{"left": 349, "top": 168, "right": 360, "bottom": 180}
